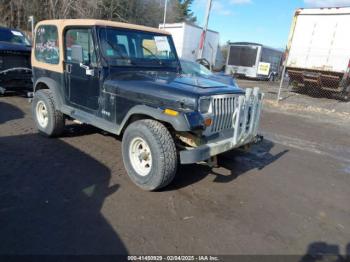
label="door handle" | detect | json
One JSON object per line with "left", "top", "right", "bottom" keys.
{"left": 66, "top": 64, "right": 72, "bottom": 74}
{"left": 80, "top": 63, "right": 94, "bottom": 77}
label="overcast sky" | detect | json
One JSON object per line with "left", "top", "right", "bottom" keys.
{"left": 191, "top": 0, "right": 350, "bottom": 48}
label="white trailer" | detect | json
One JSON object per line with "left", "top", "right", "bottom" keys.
{"left": 159, "top": 23, "right": 223, "bottom": 70}
{"left": 225, "top": 42, "right": 283, "bottom": 80}
{"left": 286, "top": 7, "right": 350, "bottom": 97}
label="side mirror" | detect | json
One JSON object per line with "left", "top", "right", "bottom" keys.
{"left": 71, "top": 45, "right": 83, "bottom": 63}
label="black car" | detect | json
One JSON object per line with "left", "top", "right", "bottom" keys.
{"left": 0, "top": 27, "right": 32, "bottom": 95}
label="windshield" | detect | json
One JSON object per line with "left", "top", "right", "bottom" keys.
{"left": 180, "top": 60, "right": 213, "bottom": 76}
{"left": 228, "top": 45, "right": 258, "bottom": 67}
{"left": 98, "top": 27, "right": 178, "bottom": 68}
{"left": 0, "top": 28, "right": 31, "bottom": 46}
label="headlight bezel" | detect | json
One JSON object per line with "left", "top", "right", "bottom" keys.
{"left": 198, "top": 97, "right": 212, "bottom": 114}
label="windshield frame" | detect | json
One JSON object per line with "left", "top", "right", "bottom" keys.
{"left": 96, "top": 26, "right": 180, "bottom": 69}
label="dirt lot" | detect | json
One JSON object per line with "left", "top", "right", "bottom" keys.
{"left": 0, "top": 88, "right": 349, "bottom": 256}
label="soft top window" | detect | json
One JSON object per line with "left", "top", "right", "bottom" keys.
{"left": 34, "top": 25, "right": 59, "bottom": 65}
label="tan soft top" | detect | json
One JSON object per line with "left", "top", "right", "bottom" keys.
{"left": 35, "top": 19, "right": 170, "bottom": 35}
{"left": 32, "top": 19, "right": 171, "bottom": 73}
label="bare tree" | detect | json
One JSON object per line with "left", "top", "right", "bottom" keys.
{"left": 0, "top": 0, "right": 196, "bottom": 31}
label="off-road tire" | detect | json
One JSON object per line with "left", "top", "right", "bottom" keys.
{"left": 268, "top": 74, "right": 276, "bottom": 82}
{"left": 122, "top": 119, "right": 178, "bottom": 191}
{"left": 32, "top": 89, "right": 65, "bottom": 137}
{"left": 341, "top": 86, "right": 350, "bottom": 101}
{"left": 342, "top": 91, "right": 350, "bottom": 101}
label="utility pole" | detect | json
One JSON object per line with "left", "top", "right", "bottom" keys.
{"left": 28, "top": 16, "right": 34, "bottom": 40}
{"left": 162, "top": 0, "right": 168, "bottom": 29}
{"left": 197, "top": 0, "right": 212, "bottom": 59}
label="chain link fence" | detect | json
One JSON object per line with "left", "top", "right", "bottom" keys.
{"left": 236, "top": 64, "right": 350, "bottom": 122}
{"left": 277, "top": 67, "right": 350, "bottom": 103}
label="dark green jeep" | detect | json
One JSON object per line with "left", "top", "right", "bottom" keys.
{"left": 31, "top": 19, "right": 263, "bottom": 191}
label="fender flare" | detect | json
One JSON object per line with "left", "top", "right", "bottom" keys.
{"left": 34, "top": 77, "right": 63, "bottom": 109}
{"left": 117, "top": 105, "right": 193, "bottom": 135}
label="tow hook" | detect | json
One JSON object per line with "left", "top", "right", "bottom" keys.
{"left": 206, "top": 156, "right": 218, "bottom": 168}
{"left": 0, "top": 87, "right": 5, "bottom": 95}
{"left": 27, "top": 92, "right": 34, "bottom": 104}
{"left": 239, "top": 135, "right": 264, "bottom": 152}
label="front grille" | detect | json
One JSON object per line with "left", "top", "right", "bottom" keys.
{"left": 211, "top": 95, "right": 237, "bottom": 133}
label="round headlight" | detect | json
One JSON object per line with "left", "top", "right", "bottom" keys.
{"left": 199, "top": 98, "right": 211, "bottom": 114}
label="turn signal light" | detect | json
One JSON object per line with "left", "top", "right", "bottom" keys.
{"left": 204, "top": 118, "right": 212, "bottom": 127}
{"left": 164, "top": 109, "right": 179, "bottom": 116}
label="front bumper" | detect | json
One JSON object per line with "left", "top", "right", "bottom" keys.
{"left": 180, "top": 87, "right": 264, "bottom": 164}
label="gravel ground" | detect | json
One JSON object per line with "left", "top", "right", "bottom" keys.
{"left": 0, "top": 93, "right": 349, "bottom": 256}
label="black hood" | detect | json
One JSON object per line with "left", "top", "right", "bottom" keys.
{"left": 104, "top": 70, "right": 244, "bottom": 111}
{"left": 107, "top": 70, "right": 243, "bottom": 94}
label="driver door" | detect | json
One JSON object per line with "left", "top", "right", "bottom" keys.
{"left": 64, "top": 28, "right": 100, "bottom": 111}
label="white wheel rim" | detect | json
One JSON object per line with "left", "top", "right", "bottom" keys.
{"left": 36, "top": 100, "right": 49, "bottom": 128}
{"left": 129, "top": 137, "right": 152, "bottom": 177}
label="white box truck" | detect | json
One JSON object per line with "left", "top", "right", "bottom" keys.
{"left": 159, "top": 23, "right": 224, "bottom": 70}
{"left": 286, "top": 7, "right": 350, "bottom": 98}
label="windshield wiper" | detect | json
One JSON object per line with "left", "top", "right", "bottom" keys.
{"left": 141, "top": 45, "right": 163, "bottom": 65}
{"left": 105, "top": 40, "right": 135, "bottom": 64}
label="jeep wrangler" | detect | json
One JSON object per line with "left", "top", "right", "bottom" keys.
{"left": 31, "top": 19, "right": 263, "bottom": 191}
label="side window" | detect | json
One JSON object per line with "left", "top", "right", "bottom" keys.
{"left": 35, "top": 25, "right": 59, "bottom": 64}
{"left": 65, "top": 28, "right": 96, "bottom": 65}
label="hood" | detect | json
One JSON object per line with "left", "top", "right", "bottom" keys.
{"left": 0, "top": 41, "right": 31, "bottom": 53}
{"left": 105, "top": 70, "right": 245, "bottom": 111}
{"left": 208, "top": 72, "right": 237, "bottom": 86}
{"left": 108, "top": 70, "right": 243, "bottom": 95}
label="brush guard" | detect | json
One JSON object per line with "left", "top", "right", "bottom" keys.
{"left": 180, "top": 87, "right": 264, "bottom": 164}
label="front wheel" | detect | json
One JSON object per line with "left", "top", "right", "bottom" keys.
{"left": 122, "top": 119, "right": 178, "bottom": 191}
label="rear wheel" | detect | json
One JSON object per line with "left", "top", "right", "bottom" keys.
{"left": 32, "top": 89, "right": 65, "bottom": 137}
{"left": 268, "top": 73, "right": 276, "bottom": 82}
{"left": 122, "top": 119, "right": 178, "bottom": 191}
{"left": 341, "top": 86, "right": 350, "bottom": 101}
{"left": 342, "top": 91, "right": 350, "bottom": 101}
